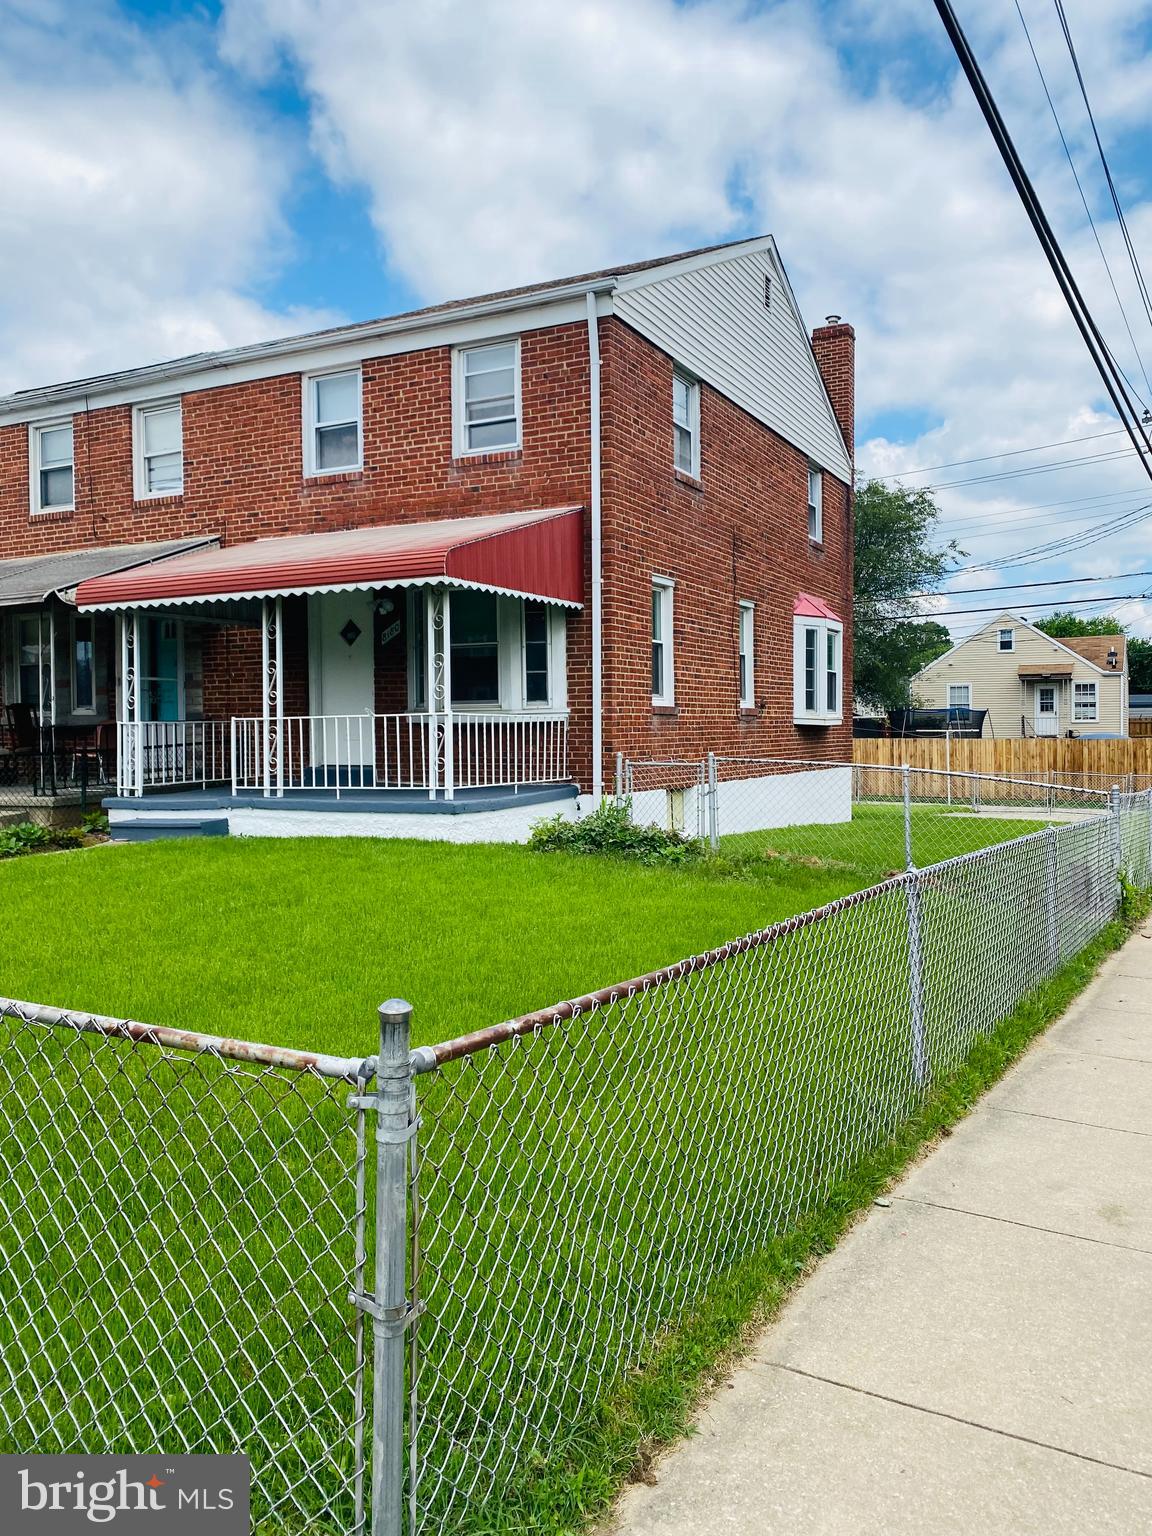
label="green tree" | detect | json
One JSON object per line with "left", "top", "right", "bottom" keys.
{"left": 854, "top": 478, "right": 961, "bottom": 711}
{"left": 1034, "top": 611, "right": 1152, "bottom": 692}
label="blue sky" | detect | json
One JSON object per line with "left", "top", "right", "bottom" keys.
{"left": 4, "top": 0, "right": 1152, "bottom": 637}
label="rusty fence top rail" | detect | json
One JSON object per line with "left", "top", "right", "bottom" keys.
{"left": 0, "top": 997, "right": 373, "bottom": 1083}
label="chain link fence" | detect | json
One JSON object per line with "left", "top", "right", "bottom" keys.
{"left": 2, "top": 794, "right": 1151, "bottom": 1536}
{"left": 620, "top": 754, "right": 1117, "bottom": 874}
{"left": 0, "top": 751, "right": 94, "bottom": 826}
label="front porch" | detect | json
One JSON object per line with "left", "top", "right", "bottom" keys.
{"left": 73, "top": 508, "right": 588, "bottom": 839}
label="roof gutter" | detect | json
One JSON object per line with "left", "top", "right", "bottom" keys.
{"left": 0, "top": 277, "right": 620, "bottom": 418}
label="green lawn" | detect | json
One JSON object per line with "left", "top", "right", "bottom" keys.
{"left": 0, "top": 805, "right": 1050, "bottom": 1056}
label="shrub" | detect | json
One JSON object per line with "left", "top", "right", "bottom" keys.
{"left": 529, "top": 798, "right": 703, "bottom": 866}
{"left": 0, "top": 822, "right": 52, "bottom": 858}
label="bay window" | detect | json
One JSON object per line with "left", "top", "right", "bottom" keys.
{"left": 793, "top": 614, "right": 843, "bottom": 725}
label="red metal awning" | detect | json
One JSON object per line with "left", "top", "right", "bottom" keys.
{"left": 794, "top": 592, "right": 842, "bottom": 622}
{"left": 75, "top": 506, "right": 585, "bottom": 611}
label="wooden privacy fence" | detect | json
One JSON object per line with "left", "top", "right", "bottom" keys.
{"left": 854, "top": 736, "right": 1152, "bottom": 788}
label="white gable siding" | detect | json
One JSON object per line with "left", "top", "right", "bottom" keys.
{"left": 614, "top": 245, "right": 852, "bottom": 482}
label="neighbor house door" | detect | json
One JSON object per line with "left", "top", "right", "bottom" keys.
{"left": 1034, "top": 684, "right": 1059, "bottom": 737}
{"left": 308, "top": 591, "right": 377, "bottom": 784}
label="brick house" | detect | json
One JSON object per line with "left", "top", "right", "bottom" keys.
{"left": 0, "top": 236, "right": 854, "bottom": 839}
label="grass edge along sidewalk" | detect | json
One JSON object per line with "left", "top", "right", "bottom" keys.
{"left": 469, "top": 882, "right": 1151, "bottom": 1536}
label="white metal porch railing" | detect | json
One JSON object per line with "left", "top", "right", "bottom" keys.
{"left": 117, "top": 720, "right": 232, "bottom": 795}
{"left": 230, "top": 712, "right": 570, "bottom": 797}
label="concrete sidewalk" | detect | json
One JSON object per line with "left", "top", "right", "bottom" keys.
{"left": 607, "top": 924, "right": 1152, "bottom": 1535}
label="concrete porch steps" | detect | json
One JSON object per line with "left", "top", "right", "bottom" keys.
{"left": 113, "top": 817, "right": 230, "bottom": 842}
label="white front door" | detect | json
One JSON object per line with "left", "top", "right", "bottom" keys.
{"left": 1034, "top": 684, "right": 1059, "bottom": 737}
{"left": 308, "top": 591, "right": 377, "bottom": 783}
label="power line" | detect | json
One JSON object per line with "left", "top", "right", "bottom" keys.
{"left": 1015, "top": 0, "right": 1152, "bottom": 401}
{"left": 926, "top": 445, "right": 1141, "bottom": 490}
{"left": 942, "top": 493, "right": 1152, "bottom": 538}
{"left": 937, "top": 485, "right": 1152, "bottom": 525}
{"left": 890, "top": 592, "right": 1150, "bottom": 619}
{"left": 931, "top": 0, "right": 1152, "bottom": 483}
{"left": 961, "top": 499, "right": 1152, "bottom": 571}
{"left": 871, "top": 425, "right": 1127, "bottom": 478}
{"left": 913, "top": 569, "right": 1152, "bottom": 598}
{"left": 1053, "top": 0, "right": 1152, "bottom": 351}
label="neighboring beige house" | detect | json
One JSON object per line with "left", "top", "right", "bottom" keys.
{"left": 913, "top": 613, "right": 1128, "bottom": 738}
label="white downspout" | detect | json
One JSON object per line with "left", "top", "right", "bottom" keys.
{"left": 586, "top": 290, "right": 603, "bottom": 801}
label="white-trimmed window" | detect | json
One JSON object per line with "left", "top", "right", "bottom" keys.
{"left": 523, "top": 601, "right": 550, "bottom": 705}
{"left": 652, "top": 577, "right": 675, "bottom": 707}
{"left": 807, "top": 465, "right": 823, "bottom": 543}
{"left": 793, "top": 615, "right": 843, "bottom": 725}
{"left": 455, "top": 340, "right": 521, "bottom": 454}
{"left": 673, "top": 370, "right": 700, "bottom": 476}
{"left": 134, "top": 400, "right": 183, "bottom": 497}
{"left": 997, "top": 627, "right": 1015, "bottom": 652}
{"left": 31, "top": 419, "right": 74, "bottom": 514}
{"left": 1074, "top": 681, "right": 1098, "bottom": 722}
{"left": 738, "top": 601, "right": 755, "bottom": 708}
{"left": 305, "top": 368, "right": 362, "bottom": 474}
{"left": 406, "top": 589, "right": 566, "bottom": 711}
{"left": 71, "top": 614, "right": 96, "bottom": 715}
{"left": 948, "top": 683, "right": 971, "bottom": 709}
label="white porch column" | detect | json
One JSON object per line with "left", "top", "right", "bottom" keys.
{"left": 261, "top": 596, "right": 283, "bottom": 797}
{"left": 441, "top": 590, "right": 454, "bottom": 801}
{"left": 47, "top": 607, "right": 57, "bottom": 731}
{"left": 425, "top": 587, "right": 439, "bottom": 800}
{"left": 130, "top": 610, "right": 143, "bottom": 796}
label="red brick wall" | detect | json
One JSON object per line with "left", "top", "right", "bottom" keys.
{"left": 598, "top": 316, "right": 853, "bottom": 785}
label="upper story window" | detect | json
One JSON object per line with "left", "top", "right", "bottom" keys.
{"left": 998, "top": 627, "right": 1015, "bottom": 651}
{"left": 455, "top": 341, "right": 520, "bottom": 454}
{"left": 31, "top": 419, "right": 74, "bottom": 514}
{"left": 793, "top": 614, "right": 843, "bottom": 726}
{"left": 305, "top": 368, "right": 362, "bottom": 475}
{"left": 134, "top": 401, "right": 183, "bottom": 498}
{"left": 807, "top": 466, "right": 823, "bottom": 543}
{"left": 652, "top": 577, "right": 675, "bottom": 707}
{"left": 948, "top": 683, "right": 971, "bottom": 709}
{"left": 739, "top": 601, "right": 755, "bottom": 708}
{"left": 673, "top": 371, "right": 700, "bottom": 476}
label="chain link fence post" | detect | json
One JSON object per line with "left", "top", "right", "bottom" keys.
{"left": 901, "top": 763, "right": 914, "bottom": 871}
{"left": 1044, "top": 823, "right": 1061, "bottom": 971}
{"left": 1110, "top": 784, "right": 1123, "bottom": 884}
{"left": 614, "top": 752, "right": 624, "bottom": 806}
{"left": 364, "top": 999, "right": 415, "bottom": 1536}
{"left": 906, "top": 867, "right": 929, "bottom": 1089}
{"left": 706, "top": 752, "right": 719, "bottom": 851}
{"left": 1146, "top": 787, "right": 1152, "bottom": 888}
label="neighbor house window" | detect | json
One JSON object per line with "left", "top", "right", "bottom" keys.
{"left": 15, "top": 615, "right": 44, "bottom": 708}
{"left": 71, "top": 615, "right": 96, "bottom": 714}
{"left": 998, "top": 627, "right": 1014, "bottom": 652}
{"left": 652, "top": 578, "right": 675, "bottom": 706}
{"left": 738, "top": 601, "right": 755, "bottom": 708}
{"left": 524, "top": 602, "right": 550, "bottom": 704}
{"left": 134, "top": 400, "right": 183, "bottom": 497}
{"left": 31, "top": 420, "right": 74, "bottom": 514}
{"left": 948, "top": 684, "right": 971, "bottom": 709}
{"left": 807, "top": 466, "right": 823, "bottom": 543}
{"left": 793, "top": 615, "right": 843, "bottom": 725}
{"left": 450, "top": 590, "right": 500, "bottom": 704}
{"left": 306, "top": 368, "right": 362, "bottom": 474}
{"left": 456, "top": 341, "right": 520, "bottom": 454}
{"left": 673, "top": 370, "right": 700, "bottom": 476}
{"left": 1074, "top": 681, "right": 1098, "bottom": 722}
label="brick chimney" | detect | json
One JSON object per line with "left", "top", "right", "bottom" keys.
{"left": 811, "top": 315, "right": 855, "bottom": 463}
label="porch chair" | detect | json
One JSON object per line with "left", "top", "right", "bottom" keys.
{"left": 69, "top": 722, "right": 115, "bottom": 788}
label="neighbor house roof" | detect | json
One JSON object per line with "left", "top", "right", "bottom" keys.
{"left": 1059, "top": 634, "right": 1127, "bottom": 672}
{"left": 0, "top": 536, "right": 218, "bottom": 609}
{"left": 75, "top": 508, "right": 584, "bottom": 611}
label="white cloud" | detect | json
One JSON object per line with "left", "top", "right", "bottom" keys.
{"left": 0, "top": 0, "right": 336, "bottom": 394}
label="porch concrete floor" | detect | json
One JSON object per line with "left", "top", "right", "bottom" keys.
{"left": 105, "top": 782, "right": 578, "bottom": 816}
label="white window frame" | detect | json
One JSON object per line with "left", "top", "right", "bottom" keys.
{"left": 453, "top": 339, "right": 522, "bottom": 457}
{"left": 70, "top": 613, "right": 97, "bottom": 716}
{"left": 738, "top": 601, "right": 755, "bottom": 708}
{"left": 793, "top": 615, "right": 843, "bottom": 726}
{"left": 652, "top": 577, "right": 675, "bottom": 708}
{"left": 405, "top": 589, "right": 566, "bottom": 713}
{"left": 807, "top": 465, "right": 823, "bottom": 544}
{"left": 303, "top": 366, "right": 363, "bottom": 477}
{"left": 29, "top": 417, "right": 74, "bottom": 516}
{"left": 1073, "top": 680, "right": 1098, "bottom": 722}
{"left": 133, "top": 399, "right": 184, "bottom": 499}
{"left": 672, "top": 369, "right": 700, "bottom": 478}
{"left": 947, "top": 683, "right": 972, "bottom": 709}
{"left": 997, "top": 627, "right": 1015, "bottom": 652}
